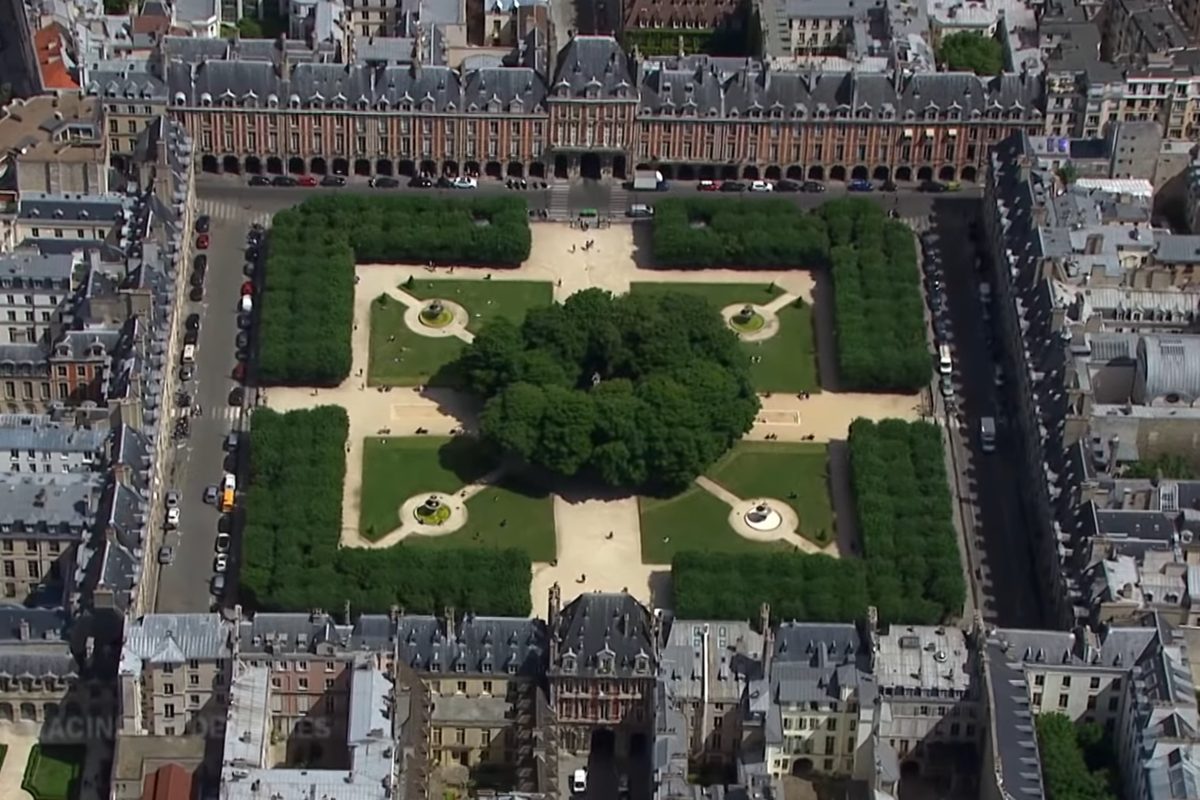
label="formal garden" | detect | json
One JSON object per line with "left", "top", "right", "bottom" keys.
{"left": 368, "top": 279, "right": 554, "bottom": 386}
{"left": 21, "top": 745, "right": 84, "bottom": 800}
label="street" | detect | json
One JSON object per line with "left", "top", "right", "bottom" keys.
{"left": 153, "top": 206, "right": 266, "bottom": 613}
{"left": 923, "top": 199, "right": 1044, "bottom": 629}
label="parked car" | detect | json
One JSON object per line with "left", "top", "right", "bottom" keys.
{"left": 942, "top": 180, "right": 962, "bottom": 192}
{"left": 225, "top": 431, "right": 240, "bottom": 451}
{"left": 626, "top": 204, "right": 654, "bottom": 218}
{"left": 409, "top": 175, "right": 433, "bottom": 188}
{"left": 243, "top": 261, "right": 256, "bottom": 277}
{"left": 185, "top": 313, "right": 201, "bottom": 331}
{"left": 232, "top": 362, "right": 246, "bottom": 382}
{"left": 166, "top": 490, "right": 181, "bottom": 508}
{"left": 194, "top": 215, "right": 210, "bottom": 234}
{"left": 158, "top": 545, "right": 174, "bottom": 565}
{"left": 179, "top": 364, "right": 194, "bottom": 382}
{"left": 881, "top": 179, "right": 898, "bottom": 191}
{"left": 195, "top": 233, "right": 210, "bottom": 249}
{"left": 215, "top": 533, "right": 232, "bottom": 554}
{"left": 435, "top": 176, "right": 453, "bottom": 188}
{"left": 774, "top": 179, "right": 800, "bottom": 192}
{"left": 748, "top": 180, "right": 773, "bottom": 192}
{"left": 183, "top": 329, "right": 199, "bottom": 346}
{"left": 248, "top": 175, "right": 271, "bottom": 186}
{"left": 320, "top": 174, "right": 346, "bottom": 186}
{"left": 919, "top": 180, "right": 946, "bottom": 193}
{"left": 229, "top": 387, "right": 245, "bottom": 406}
{"left": 235, "top": 331, "right": 250, "bottom": 349}
{"left": 720, "top": 181, "right": 746, "bottom": 192}
{"left": 848, "top": 179, "right": 874, "bottom": 192}
{"left": 204, "top": 485, "right": 219, "bottom": 504}
{"left": 193, "top": 254, "right": 207, "bottom": 271}
{"left": 801, "top": 180, "right": 826, "bottom": 192}
{"left": 189, "top": 285, "right": 204, "bottom": 302}
{"left": 697, "top": 180, "right": 720, "bottom": 191}
{"left": 165, "top": 507, "right": 181, "bottom": 529}
{"left": 271, "top": 175, "right": 298, "bottom": 187}
{"left": 297, "top": 175, "right": 318, "bottom": 187}
{"left": 211, "top": 573, "right": 226, "bottom": 596}
{"left": 451, "top": 176, "right": 478, "bottom": 189}
{"left": 218, "top": 514, "right": 233, "bottom": 533}
{"left": 370, "top": 176, "right": 400, "bottom": 188}
{"left": 240, "top": 281, "right": 254, "bottom": 296}
{"left": 571, "top": 769, "right": 588, "bottom": 795}
{"left": 245, "top": 245, "right": 260, "bottom": 262}
{"left": 189, "top": 271, "right": 205, "bottom": 288}
{"left": 237, "top": 313, "right": 252, "bottom": 329}
{"left": 939, "top": 375, "right": 954, "bottom": 399}
{"left": 213, "top": 553, "right": 228, "bottom": 573}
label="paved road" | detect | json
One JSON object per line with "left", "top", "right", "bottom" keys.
{"left": 923, "top": 199, "right": 1044, "bottom": 629}
{"left": 153, "top": 212, "right": 255, "bottom": 613}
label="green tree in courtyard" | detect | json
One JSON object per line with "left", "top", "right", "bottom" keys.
{"left": 939, "top": 32, "right": 1004, "bottom": 75}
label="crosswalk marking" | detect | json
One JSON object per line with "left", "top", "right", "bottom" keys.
{"left": 174, "top": 406, "right": 245, "bottom": 422}
{"left": 195, "top": 199, "right": 274, "bottom": 229}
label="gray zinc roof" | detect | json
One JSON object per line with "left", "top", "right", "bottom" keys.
{"left": 237, "top": 612, "right": 354, "bottom": 655}
{"left": 1153, "top": 235, "right": 1200, "bottom": 265}
{"left": 0, "top": 250, "right": 76, "bottom": 285}
{"left": 119, "top": 613, "right": 233, "bottom": 676}
{"left": 0, "top": 473, "right": 101, "bottom": 532}
{"left": 0, "top": 415, "right": 107, "bottom": 458}
{"left": 18, "top": 193, "right": 128, "bottom": 224}
{"left": 1138, "top": 335, "right": 1200, "bottom": 401}
{"left": 396, "top": 613, "right": 546, "bottom": 677}
{"left": 552, "top": 36, "right": 635, "bottom": 98}
{"left": 552, "top": 593, "right": 656, "bottom": 678}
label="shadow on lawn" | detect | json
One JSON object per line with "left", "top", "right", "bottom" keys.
{"left": 436, "top": 436, "right": 501, "bottom": 484}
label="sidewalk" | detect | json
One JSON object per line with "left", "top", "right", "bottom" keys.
{"left": 0, "top": 726, "right": 36, "bottom": 800}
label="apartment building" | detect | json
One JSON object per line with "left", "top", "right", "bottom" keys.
{"left": 118, "top": 613, "right": 234, "bottom": 737}
{"left": 0, "top": 412, "right": 107, "bottom": 474}
{"left": 1103, "top": 0, "right": 1193, "bottom": 60}
{"left": 0, "top": 606, "right": 106, "bottom": 727}
{"left": 0, "top": 472, "right": 99, "bottom": 601}
{"left": 165, "top": 34, "right": 1044, "bottom": 185}
{"left": 16, "top": 194, "right": 133, "bottom": 249}
{"left": 0, "top": 251, "right": 78, "bottom": 347}
{"left": 777, "top": 0, "right": 858, "bottom": 56}
{"left": 84, "top": 60, "right": 171, "bottom": 165}
{"left": 0, "top": 93, "right": 109, "bottom": 196}
{"left": 548, "top": 587, "right": 659, "bottom": 756}
{"left": 392, "top": 612, "right": 547, "bottom": 774}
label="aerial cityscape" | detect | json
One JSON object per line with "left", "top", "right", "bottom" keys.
{"left": 0, "top": 0, "right": 1200, "bottom": 795}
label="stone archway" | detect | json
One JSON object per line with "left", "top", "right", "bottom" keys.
{"left": 201, "top": 155, "right": 219, "bottom": 173}
{"left": 377, "top": 159, "right": 395, "bottom": 176}
{"left": 699, "top": 164, "right": 716, "bottom": 180}
{"left": 506, "top": 161, "right": 524, "bottom": 177}
{"left": 554, "top": 155, "right": 569, "bottom": 179}
{"left": 463, "top": 160, "right": 480, "bottom": 176}
{"left": 332, "top": 157, "right": 349, "bottom": 175}
{"left": 222, "top": 156, "right": 241, "bottom": 174}
{"left": 720, "top": 164, "right": 738, "bottom": 180}
{"left": 658, "top": 164, "right": 675, "bottom": 180}
{"left": 444, "top": 160, "right": 460, "bottom": 176}
{"left": 917, "top": 166, "right": 934, "bottom": 181}
{"left": 266, "top": 156, "right": 283, "bottom": 174}
{"left": 612, "top": 155, "right": 627, "bottom": 179}
{"left": 529, "top": 161, "right": 546, "bottom": 179}
{"left": 791, "top": 758, "right": 815, "bottom": 777}
{"left": 895, "top": 165, "right": 912, "bottom": 182}
{"left": 398, "top": 159, "right": 415, "bottom": 176}
{"left": 765, "top": 165, "right": 782, "bottom": 180}
{"left": 355, "top": 158, "right": 372, "bottom": 176}
{"left": 873, "top": 165, "right": 890, "bottom": 181}
{"left": 678, "top": 164, "right": 696, "bottom": 181}
{"left": 245, "top": 156, "right": 263, "bottom": 174}
{"left": 580, "top": 153, "right": 601, "bottom": 179}
{"left": 851, "top": 165, "right": 868, "bottom": 180}
{"left": 485, "top": 161, "right": 502, "bottom": 178}
{"left": 830, "top": 165, "right": 847, "bottom": 181}
{"left": 808, "top": 165, "right": 825, "bottom": 180}
{"left": 419, "top": 159, "right": 437, "bottom": 175}
{"left": 311, "top": 157, "right": 327, "bottom": 174}
{"left": 742, "top": 165, "right": 760, "bottom": 179}
{"left": 786, "top": 165, "right": 803, "bottom": 180}
{"left": 961, "top": 165, "right": 978, "bottom": 182}
{"left": 288, "top": 157, "right": 306, "bottom": 174}
{"left": 939, "top": 165, "right": 957, "bottom": 181}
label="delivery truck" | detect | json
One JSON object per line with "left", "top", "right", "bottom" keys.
{"left": 633, "top": 169, "right": 666, "bottom": 191}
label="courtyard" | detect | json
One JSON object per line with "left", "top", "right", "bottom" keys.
{"left": 260, "top": 221, "right": 924, "bottom": 611}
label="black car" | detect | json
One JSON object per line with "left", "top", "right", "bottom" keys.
{"left": 371, "top": 176, "right": 400, "bottom": 188}
{"left": 436, "top": 176, "right": 453, "bottom": 189}
{"left": 247, "top": 229, "right": 264, "bottom": 245}
{"left": 881, "top": 179, "right": 898, "bottom": 191}
{"left": 193, "top": 254, "right": 207, "bottom": 271}
{"left": 243, "top": 262, "right": 257, "bottom": 278}
{"left": 229, "top": 387, "right": 245, "bottom": 406}
{"left": 185, "top": 313, "right": 201, "bottom": 331}
{"left": 801, "top": 181, "right": 826, "bottom": 192}
{"left": 217, "top": 514, "right": 233, "bottom": 534}
{"left": 919, "top": 180, "right": 946, "bottom": 193}
{"left": 271, "top": 175, "right": 298, "bottom": 187}
{"left": 194, "top": 215, "right": 210, "bottom": 234}
{"left": 720, "top": 181, "right": 746, "bottom": 192}
{"left": 183, "top": 329, "right": 199, "bottom": 346}
{"left": 189, "top": 285, "right": 204, "bottom": 302}
{"left": 189, "top": 271, "right": 205, "bottom": 288}
{"left": 249, "top": 175, "right": 271, "bottom": 186}
{"left": 236, "top": 331, "right": 250, "bottom": 349}
{"left": 408, "top": 176, "right": 433, "bottom": 188}
{"left": 235, "top": 347, "right": 249, "bottom": 363}
{"left": 237, "top": 313, "right": 252, "bottom": 329}
{"left": 179, "top": 364, "right": 194, "bottom": 381}
{"left": 245, "top": 246, "right": 260, "bottom": 262}
{"left": 320, "top": 174, "right": 347, "bottom": 187}
{"left": 774, "top": 179, "right": 800, "bottom": 192}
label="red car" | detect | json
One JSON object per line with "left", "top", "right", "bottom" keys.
{"left": 232, "top": 363, "right": 246, "bottom": 381}
{"left": 240, "top": 281, "right": 254, "bottom": 296}
{"left": 297, "top": 175, "right": 318, "bottom": 187}
{"left": 196, "top": 233, "right": 210, "bottom": 249}
{"left": 698, "top": 180, "right": 721, "bottom": 191}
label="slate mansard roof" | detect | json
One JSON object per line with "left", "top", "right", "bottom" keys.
{"left": 551, "top": 593, "right": 657, "bottom": 678}
{"left": 395, "top": 614, "right": 547, "bottom": 677}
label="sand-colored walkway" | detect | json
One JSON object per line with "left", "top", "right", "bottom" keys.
{"left": 0, "top": 725, "right": 36, "bottom": 800}
{"left": 260, "top": 223, "right": 927, "bottom": 613}
{"left": 692, "top": 476, "right": 835, "bottom": 556}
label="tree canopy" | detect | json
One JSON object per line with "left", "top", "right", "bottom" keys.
{"left": 1123, "top": 452, "right": 1196, "bottom": 480}
{"left": 241, "top": 406, "right": 531, "bottom": 615}
{"left": 1035, "top": 714, "right": 1117, "bottom": 800}
{"left": 260, "top": 195, "right": 531, "bottom": 386}
{"left": 456, "top": 289, "right": 759, "bottom": 491}
{"left": 652, "top": 199, "right": 829, "bottom": 268}
{"left": 939, "top": 32, "right": 1004, "bottom": 75}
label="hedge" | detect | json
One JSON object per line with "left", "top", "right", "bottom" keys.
{"left": 240, "top": 406, "right": 531, "bottom": 615}
{"left": 259, "top": 195, "right": 531, "bottom": 386}
{"left": 850, "top": 418, "right": 964, "bottom": 623}
{"left": 1035, "top": 714, "right": 1117, "bottom": 800}
{"left": 651, "top": 198, "right": 828, "bottom": 268}
{"left": 671, "top": 418, "right": 963, "bottom": 625}
{"left": 823, "top": 199, "right": 931, "bottom": 391}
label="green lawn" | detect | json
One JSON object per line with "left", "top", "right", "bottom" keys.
{"left": 706, "top": 442, "right": 835, "bottom": 544}
{"left": 368, "top": 280, "right": 553, "bottom": 387}
{"left": 22, "top": 745, "right": 83, "bottom": 800}
{"left": 359, "top": 437, "right": 555, "bottom": 559}
{"left": 639, "top": 485, "right": 790, "bottom": 564}
{"left": 629, "top": 282, "right": 818, "bottom": 393}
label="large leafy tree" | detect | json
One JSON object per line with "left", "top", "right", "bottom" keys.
{"left": 462, "top": 289, "right": 758, "bottom": 491}
{"left": 1035, "top": 714, "right": 1117, "bottom": 800}
{"left": 939, "top": 32, "right": 1004, "bottom": 75}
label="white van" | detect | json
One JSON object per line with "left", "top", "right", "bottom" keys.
{"left": 239, "top": 295, "right": 253, "bottom": 314}
{"left": 571, "top": 769, "right": 588, "bottom": 795}
{"left": 181, "top": 343, "right": 196, "bottom": 363}
{"left": 938, "top": 344, "right": 952, "bottom": 376}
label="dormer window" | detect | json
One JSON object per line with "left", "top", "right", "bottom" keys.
{"left": 173, "top": 91, "right": 186, "bottom": 105}
{"left": 598, "top": 654, "right": 613, "bottom": 675}
{"left": 268, "top": 94, "right": 279, "bottom": 108}
{"left": 562, "top": 654, "right": 577, "bottom": 672}
{"left": 454, "top": 660, "right": 465, "bottom": 673}
{"left": 482, "top": 661, "right": 493, "bottom": 673}
{"left": 200, "top": 93, "right": 212, "bottom": 107}
{"left": 289, "top": 95, "right": 301, "bottom": 109}
{"left": 634, "top": 654, "right": 649, "bottom": 674}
